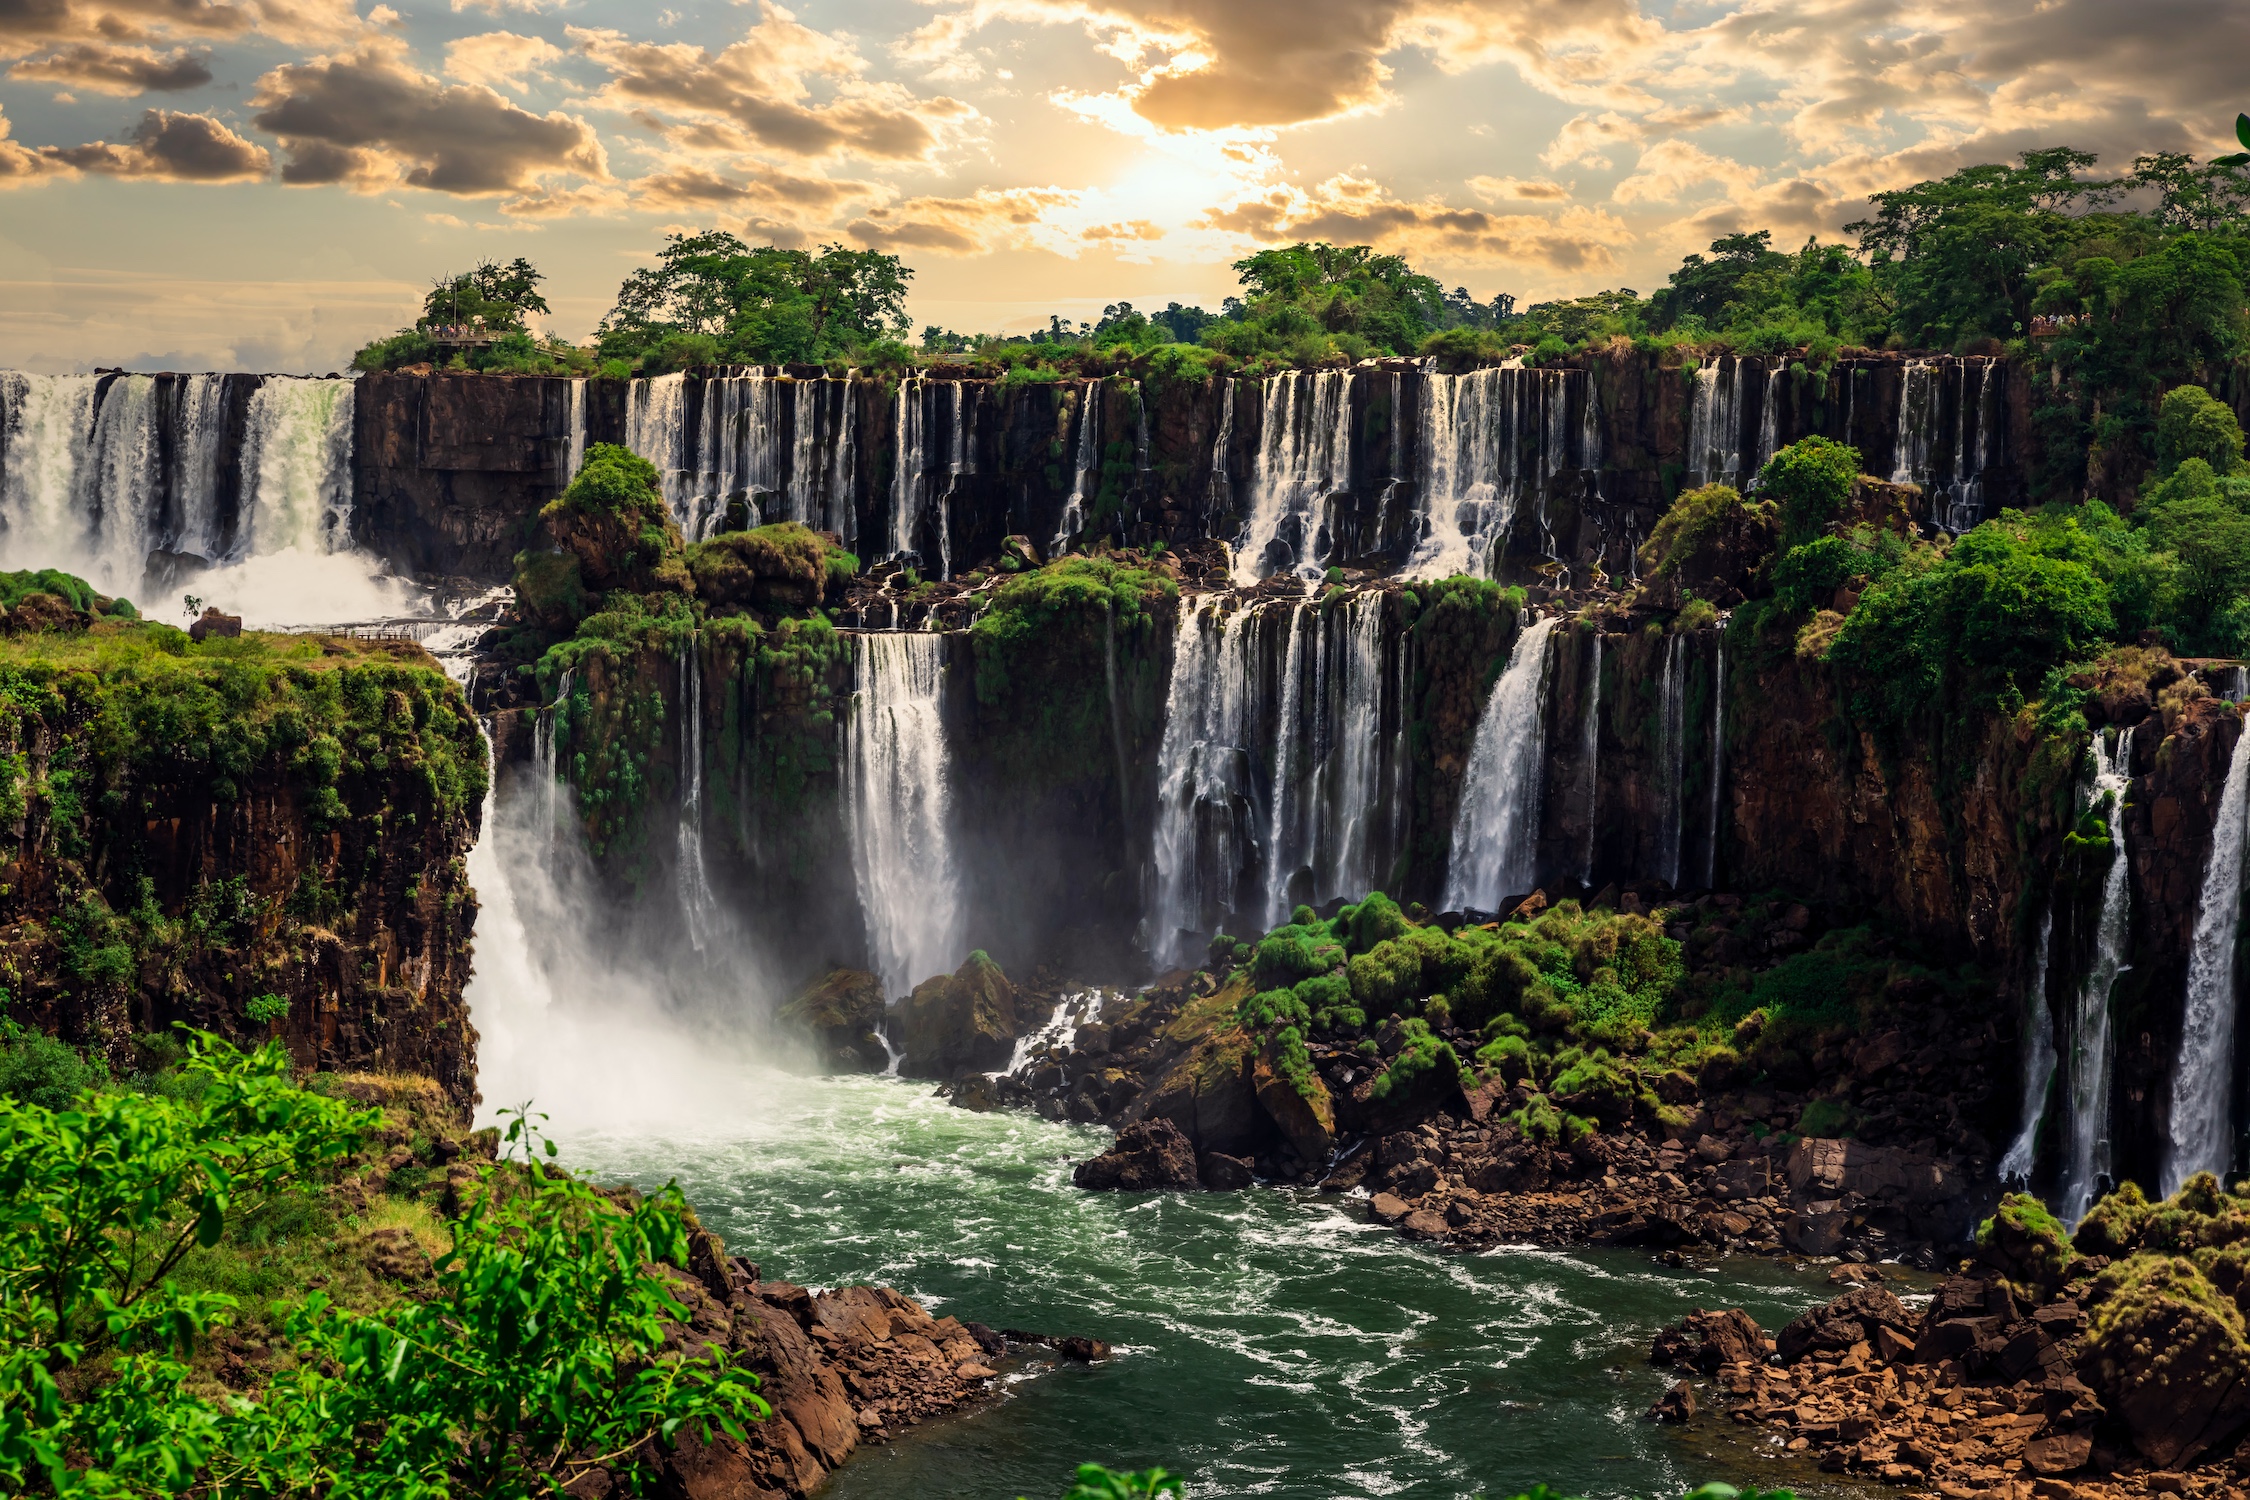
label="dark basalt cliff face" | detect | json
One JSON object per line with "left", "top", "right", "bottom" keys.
{"left": 356, "top": 351, "right": 2026, "bottom": 591}
{"left": 2, "top": 630, "right": 487, "bottom": 1113}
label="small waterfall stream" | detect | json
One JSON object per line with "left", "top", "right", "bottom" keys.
{"left": 625, "top": 371, "right": 860, "bottom": 542}
{"left": 1262, "top": 603, "right": 1313, "bottom": 931}
{"left": 1051, "top": 382, "right": 1102, "bottom": 557}
{"left": 1445, "top": 616, "right": 1560, "bottom": 913}
{"left": 2064, "top": 726, "right": 2137, "bottom": 1221}
{"left": 2164, "top": 717, "right": 2250, "bottom": 1193}
{"left": 845, "top": 631, "right": 963, "bottom": 998}
{"left": 1703, "top": 631, "right": 1726, "bottom": 889}
{"left": 1149, "top": 598, "right": 1260, "bottom": 967}
{"left": 1406, "top": 366, "right": 1586, "bottom": 581}
{"left": 1579, "top": 630, "right": 1602, "bottom": 886}
{"left": 2000, "top": 911, "right": 2058, "bottom": 1184}
{"left": 1656, "top": 633, "right": 1688, "bottom": 888}
{"left": 1687, "top": 358, "right": 1742, "bottom": 487}
{"left": 675, "top": 635, "right": 722, "bottom": 953}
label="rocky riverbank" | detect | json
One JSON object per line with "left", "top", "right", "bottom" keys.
{"left": 1639, "top": 1185, "right": 2250, "bottom": 1499}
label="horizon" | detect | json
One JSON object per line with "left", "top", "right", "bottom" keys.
{"left": 1, "top": 0, "right": 2244, "bottom": 374}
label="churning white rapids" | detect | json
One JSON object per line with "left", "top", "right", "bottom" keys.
{"left": 467, "top": 789, "right": 1863, "bottom": 1500}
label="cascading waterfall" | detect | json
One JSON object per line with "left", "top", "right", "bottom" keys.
{"left": 1579, "top": 631, "right": 1602, "bottom": 885}
{"left": 566, "top": 377, "right": 587, "bottom": 480}
{"left": 1051, "top": 382, "right": 1101, "bottom": 558}
{"left": 1148, "top": 598, "right": 1262, "bottom": 967}
{"left": 1753, "top": 363, "right": 1780, "bottom": 479}
{"left": 845, "top": 631, "right": 963, "bottom": 998}
{"left": 1263, "top": 603, "right": 1313, "bottom": 931}
{"left": 1101, "top": 599, "right": 1131, "bottom": 836}
{"left": 1319, "top": 592, "right": 1388, "bottom": 906}
{"left": 889, "top": 378, "right": 973, "bottom": 576}
{"left": 675, "top": 635, "right": 722, "bottom": 953}
{"left": 1939, "top": 361, "right": 1998, "bottom": 533}
{"left": 1205, "top": 377, "right": 1235, "bottom": 531}
{"left": 1687, "top": 358, "right": 1742, "bottom": 486}
{"left": 2163, "top": 718, "right": 2250, "bottom": 1193}
{"left": 0, "top": 369, "right": 355, "bottom": 597}
{"left": 2063, "top": 726, "right": 2137, "bottom": 1222}
{"left": 1999, "top": 912, "right": 2058, "bottom": 1184}
{"left": 1407, "top": 366, "right": 1586, "bottom": 581}
{"left": 1233, "top": 370, "right": 1350, "bottom": 585}
{"left": 1445, "top": 616, "right": 1560, "bottom": 913}
{"left": 1656, "top": 633, "right": 1688, "bottom": 888}
{"left": 531, "top": 667, "right": 573, "bottom": 862}
{"left": 1890, "top": 359, "right": 1936, "bottom": 490}
{"left": 1702, "top": 630, "right": 1726, "bottom": 889}
{"left": 627, "top": 371, "right": 859, "bottom": 542}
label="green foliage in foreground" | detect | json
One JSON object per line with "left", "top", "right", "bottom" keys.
{"left": 0, "top": 1037, "right": 766, "bottom": 1496}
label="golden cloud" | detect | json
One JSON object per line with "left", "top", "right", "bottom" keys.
{"left": 41, "top": 107, "right": 269, "bottom": 179}
{"left": 1207, "top": 173, "right": 1632, "bottom": 272}
{"left": 9, "top": 42, "right": 213, "bottom": 94}
{"left": 846, "top": 185, "right": 1085, "bottom": 254}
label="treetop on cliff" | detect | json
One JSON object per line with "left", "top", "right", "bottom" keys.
{"left": 598, "top": 233, "right": 913, "bottom": 372}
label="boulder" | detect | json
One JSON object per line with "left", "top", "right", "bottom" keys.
{"left": 1000, "top": 534, "right": 1042, "bottom": 570}
{"left": 1776, "top": 1286, "right": 1917, "bottom": 1365}
{"left": 1646, "top": 1379, "right": 1697, "bottom": 1423}
{"left": 1127, "top": 992, "right": 1261, "bottom": 1155}
{"left": 1650, "top": 1308, "right": 1767, "bottom": 1372}
{"left": 184, "top": 603, "right": 238, "bottom": 641}
{"left": 777, "top": 969, "right": 889, "bottom": 1072}
{"left": 898, "top": 951, "right": 1020, "bottom": 1079}
{"left": 1200, "top": 1152, "right": 1254, "bottom": 1190}
{"left": 1072, "top": 1118, "right": 1201, "bottom": 1191}
{"left": 2082, "top": 1253, "right": 2250, "bottom": 1468}
{"left": 688, "top": 523, "right": 841, "bottom": 614}
{"left": 1252, "top": 1037, "right": 1336, "bottom": 1164}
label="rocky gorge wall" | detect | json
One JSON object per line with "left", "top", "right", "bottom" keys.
{"left": 358, "top": 351, "right": 2028, "bottom": 590}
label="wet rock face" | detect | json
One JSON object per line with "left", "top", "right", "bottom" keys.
{"left": 899, "top": 951, "right": 1021, "bottom": 1079}
{"left": 1071, "top": 1117, "right": 1201, "bottom": 1191}
{"left": 778, "top": 968, "right": 888, "bottom": 1072}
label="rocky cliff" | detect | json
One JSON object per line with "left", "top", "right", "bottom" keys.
{"left": 0, "top": 617, "right": 487, "bottom": 1112}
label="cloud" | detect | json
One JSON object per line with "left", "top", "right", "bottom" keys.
{"left": 1468, "top": 173, "right": 1569, "bottom": 202}
{"left": 450, "top": 0, "right": 557, "bottom": 11}
{"left": 903, "top": 0, "right": 1658, "bottom": 133}
{"left": 9, "top": 42, "right": 213, "bottom": 93}
{"left": 1206, "top": 173, "right": 1632, "bottom": 273}
{"left": 41, "top": 108, "right": 269, "bottom": 179}
{"left": 846, "top": 185, "right": 1085, "bottom": 254}
{"left": 250, "top": 36, "right": 607, "bottom": 195}
{"left": 0, "top": 105, "right": 72, "bottom": 185}
{"left": 573, "top": 4, "right": 976, "bottom": 163}
{"left": 0, "top": 0, "right": 363, "bottom": 59}
{"left": 1610, "top": 139, "right": 1760, "bottom": 204}
{"left": 443, "top": 30, "right": 562, "bottom": 92}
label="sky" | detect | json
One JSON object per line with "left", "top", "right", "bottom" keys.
{"left": 0, "top": 0, "right": 2243, "bottom": 373}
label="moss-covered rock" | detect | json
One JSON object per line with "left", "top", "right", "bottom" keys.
{"left": 2084, "top": 1252, "right": 2250, "bottom": 1467}
{"left": 1976, "top": 1191, "right": 2076, "bottom": 1296}
{"left": 1130, "top": 983, "right": 1259, "bottom": 1155}
{"left": 1636, "top": 482, "right": 1778, "bottom": 611}
{"left": 898, "top": 950, "right": 1020, "bottom": 1079}
{"left": 514, "top": 444, "right": 691, "bottom": 630}
{"left": 687, "top": 523, "right": 854, "bottom": 615}
{"left": 779, "top": 968, "right": 888, "bottom": 1072}
{"left": 1252, "top": 1032, "right": 1335, "bottom": 1164}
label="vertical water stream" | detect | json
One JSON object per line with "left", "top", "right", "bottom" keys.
{"left": 1999, "top": 911, "right": 2058, "bottom": 1184}
{"left": 2164, "top": 719, "right": 2250, "bottom": 1192}
{"left": 2064, "top": 727, "right": 2136, "bottom": 1221}
{"left": 1445, "top": 616, "right": 1560, "bottom": 913}
{"left": 845, "top": 632, "right": 963, "bottom": 997}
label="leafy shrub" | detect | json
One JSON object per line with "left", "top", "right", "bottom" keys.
{"left": 1250, "top": 924, "right": 1343, "bottom": 988}
{"left": 244, "top": 993, "right": 289, "bottom": 1024}
{"left": 1757, "top": 437, "right": 1861, "bottom": 546}
{"left": 2153, "top": 384, "right": 2248, "bottom": 479}
{"left": 0, "top": 1031, "right": 107, "bottom": 1110}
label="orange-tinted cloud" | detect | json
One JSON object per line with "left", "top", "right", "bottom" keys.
{"left": 41, "top": 107, "right": 268, "bottom": 178}
{"left": 9, "top": 42, "right": 213, "bottom": 93}
{"left": 1208, "top": 173, "right": 1632, "bottom": 272}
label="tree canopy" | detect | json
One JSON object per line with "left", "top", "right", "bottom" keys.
{"left": 596, "top": 233, "right": 913, "bottom": 371}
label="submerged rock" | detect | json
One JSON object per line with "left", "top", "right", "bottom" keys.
{"left": 1072, "top": 1118, "right": 1200, "bottom": 1191}
{"left": 778, "top": 968, "right": 888, "bottom": 1072}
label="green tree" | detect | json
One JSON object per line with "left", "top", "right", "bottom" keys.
{"left": 2153, "top": 384, "right": 2250, "bottom": 478}
{"left": 421, "top": 258, "right": 551, "bottom": 332}
{"left": 600, "top": 233, "right": 913, "bottom": 368}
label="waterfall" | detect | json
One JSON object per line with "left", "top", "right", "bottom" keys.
{"left": 1148, "top": 598, "right": 1262, "bottom": 966}
{"left": 2163, "top": 716, "right": 2250, "bottom": 1193}
{"left": 1406, "top": 366, "right": 1581, "bottom": 581}
{"left": 1999, "top": 911, "right": 2058, "bottom": 1184}
{"left": 1051, "top": 382, "right": 1101, "bottom": 558}
{"left": 1656, "top": 633, "right": 1688, "bottom": 888}
{"left": 1206, "top": 376, "right": 1235, "bottom": 530}
{"left": 0, "top": 369, "right": 355, "bottom": 599}
{"left": 1687, "top": 358, "right": 1741, "bottom": 486}
{"left": 566, "top": 377, "right": 587, "bottom": 481}
{"left": 1101, "top": 599, "right": 1131, "bottom": 834}
{"left": 675, "top": 634, "right": 722, "bottom": 953}
{"left": 1936, "top": 361, "right": 1998, "bottom": 534}
{"left": 888, "top": 378, "right": 971, "bottom": 575}
{"left": 1373, "top": 371, "right": 1407, "bottom": 547}
{"left": 1579, "top": 630, "right": 1602, "bottom": 886}
{"left": 627, "top": 372, "right": 689, "bottom": 522}
{"left": 532, "top": 667, "right": 573, "bottom": 862}
{"left": 240, "top": 376, "right": 356, "bottom": 557}
{"left": 844, "top": 631, "right": 963, "bottom": 997}
{"left": 1444, "top": 616, "right": 1560, "bottom": 913}
{"left": 1320, "top": 592, "right": 1388, "bottom": 906}
{"left": 1753, "top": 364, "right": 1780, "bottom": 478}
{"left": 1889, "top": 359, "right": 1936, "bottom": 489}
{"left": 1263, "top": 602, "right": 1313, "bottom": 931}
{"left": 1232, "top": 370, "right": 1350, "bottom": 585}
{"left": 1702, "top": 630, "right": 1726, "bottom": 890}
{"left": 2063, "top": 726, "right": 2136, "bottom": 1223}
{"left": 624, "top": 371, "right": 859, "bottom": 542}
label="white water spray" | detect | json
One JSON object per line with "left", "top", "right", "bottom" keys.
{"left": 845, "top": 631, "right": 963, "bottom": 997}
{"left": 1999, "top": 910, "right": 2058, "bottom": 1184}
{"left": 1445, "top": 616, "right": 1560, "bottom": 912}
{"left": 2064, "top": 726, "right": 2137, "bottom": 1222}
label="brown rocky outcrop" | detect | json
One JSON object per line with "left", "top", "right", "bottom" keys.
{"left": 688, "top": 525, "right": 841, "bottom": 614}
{"left": 898, "top": 951, "right": 1020, "bottom": 1079}
{"left": 1651, "top": 1308, "right": 1768, "bottom": 1373}
{"left": 186, "top": 605, "right": 241, "bottom": 641}
{"left": 1072, "top": 1117, "right": 1202, "bottom": 1191}
{"left": 778, "top": 969, "right": 888, "bottom": 1072}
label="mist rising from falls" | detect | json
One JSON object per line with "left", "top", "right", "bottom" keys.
{"left": 2000, "top": 910, "right": 2057, "bottom": 1184}
{"left": 2164, "top": 718, "right": 2250, "bottom": 1193}
{"left": 1234, "top": 370, "right": 1350, "bottom": 586}
{"left": 2064, "top": 726, "right": 2136, "bottom": 1222}
{"left": 1445, "top": 616, "right": 1559, "bottom": 913}
{"left": 845, "top": 631, "right": 962, "bottom": 998}
{"left": 676, "top": 634, "right": 723, "bottom": 954}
